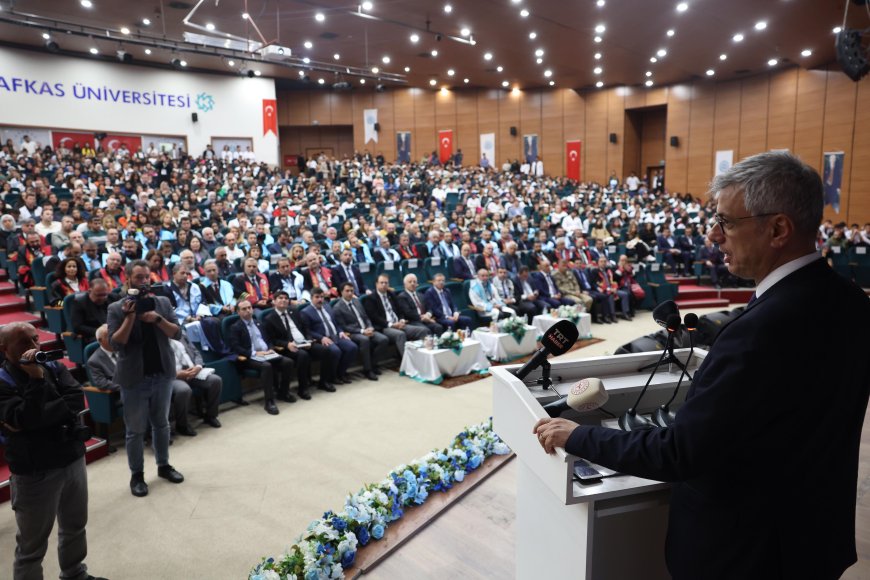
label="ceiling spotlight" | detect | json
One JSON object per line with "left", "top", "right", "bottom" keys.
{"left": 429, "top": 79, "right": 437, "bottom": 86}
{"left": 431, "top": 49, "right": 439, "bottom": 57}
{"left": 89, "top": 47, "right": 99, "bottom": 55}
{"left": 801, "top": 49, "right": 812, "bottom": 57}
{"left": 536, "top": 58, "right": 543, "bottom": 64}
{"left": 318, "top": 78, "right": 325, "bottom": 84}
{"left": 596, "top": 81, "right": 604, "bottom": 88}
{"left": 657, "top": 48, "right": 667, "bottom": 57}
{"left": 334, "top": 53, "right": 340, "bottom": 60}
{"left": 382, "top": 56, "right": 390, "bottom": 64}
{"left": 833, "top": 26, "right": 842, "bottom": 34}
{"left": 650, "top": 56, "right": 657, "bottom": 63}
{"left": 142, "top": 18, "right": 151, "bottom": 26}
{"left": 304, "top": 41, "right": 313, "bottom": 49}
{"left": 242, "top": 13, "right": 249, "bottom": 19}
{"left": 298, "top": 71, "right": 305, "bottom": 77}
{"left": 497, "top": 65, "right": 504, "bottom": 72}
{"left": 511, "top": 0, "right": 521, "bottom": 3}
{"left": 529, "top": 32, "right": 537, "bottom": 39}
{"left": 464, "top": 78, "right": 469, "bottom": 83}
{"left": 593, "top": 66, "right": 602, "bottom": 74}
{"left": 719, "top": 53, "right": 727, "bottom": 60}
{"left": 246, "top": 70, "right": 256, "bottom": 78}
{"left": 645, "top": 71, "right": 652, "bottom": 77}
{"left": 205, "top": 22, "right": 215, "bottom": 31}
{"left": 501, "top": 80, "right": 509, "bottom": 87}
{"left": 484, "top": 52, "right": 493, "bottom": 60}
{"left": 441, "top": 87, "right": 449, "bottom": 94}
{"left": 535, "top": 48, "right": 544, "bottom": 57}
{"left": 444, "top": 4, "right": 452, "bottom": 13}
{"left": 706, "top": 69, "right": 714, "bottom": 76}
{"left": 594, "top": 36, "right": 602, "bottom": 43}
{"left": 676, "top": 2, "right": 688, "bottom": 12}
{"left": 170, "top": 57, "right": 181, "bottom": 66}
{"left": 544, "top": 69, "right": 552, "bottom": 77}
{"left": 667, "top": 29, "right": 675, "bottom": 37}
{"left": 404, "top": 66, "right": 411, "bottom": 72}
{"left": 767, "top": 58, "right": 778, "bottom": 66}
{"left": 362, "top": 1, "right": 373, "bottom": 10}
{"left": 180, "top": 60, "right": 188, "bottom": 67}
{"left": 512, "top": 87, "right": 520, "bottom": 95}
{"left": 303, "top": 57, "right": 310, "bottom": 64}
{"left": 645, "top": 79, "right": 654, "bottom": 87}
{"left": 376, "top": 84, "right": 386, "bottom": 92}
{"left": 549, "top": 80, "right": 555, "bottom": 86}
{"left": 315, "top": 12, "right": 325, "bottom": 22}
{"left": 80, "top": 0, "right": 92, "bottom": 7}
{"left": 733, "top": 33, "right": 744, "bottom": 42}
{"left": 447, "top": 68, "right": 455, "bottom": 76}
{"left": 594, "top": 52, "right": 602, "bottom": 60}
{"left": 360, "top": 78, "right": 366, "bottom": 84}
{"left": 42, "top": 32, "right": 50, "bottom": 39}
{"left": 410, "top": 33, "right": 419, "bottom": 43}
{"left": 254, "top": 69, "right": 262, "bottom": 76}
{"left": 144, "top": 48, "right": 152, "bottom": 55}
{"left": 120, "top": 27, "right": 130, "bottom": 35}
{"left": 44, "top": 38, "right": 59, "bottom": 52}
{"left": 371, "top": 66, "right": 380, "bottom": 73}
{"left": 227, "top": 59, "right": 235, "bottom": 66}
{"left": 520, "top": 9, "right": 530, "bottom": 17}
{"left": 754, "top": 21, "right": 767, "bottom": 31}
{"left": 595, "top": 24, "right": 606, "bottom": 34}
{"left": 115, "top": 50, "right": 132, "bottom": 63}
{"left": 597, "top": 0, "right": 605, "bottom": 6}
{"left": 461, "top": 27, "right": 471, "bottom": 36}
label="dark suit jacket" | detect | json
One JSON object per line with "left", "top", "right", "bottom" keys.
{"left": 331, "top": 263, "right": 368, "bottom": 294}
{"left": 500, "top": 253, "right": 522, "bottom": 274}
{"left": 332, "top": 298, "right": 374, "bottom": 334}
{"left": 363, "top": 291, "right": 402, "bottom": 331}
{"left": 452, "top": 255, "right": 476, "bottom": 280}
{"left": 530, "top": 271, "right": 559, "bottom": 299}
{"left": 395, "top": 290, "right": 428, "bottom": 322}
{"left": 262, "top": 308, "right": 307, "bottom": 348}
{"left": 70, "top": 293, "right": 116, "bottom": 340}
{"left": 226, "top": 317, "right": 270, "bottom": 357}
{"left": 423, "top": 286, "right": 457, "bottom": 320}
{"left": 677, "top": 235, "right": 698, "bottom": 257}
{"left": 565, "top": 259, "right": 870, "bottom": 579}
{"left": 299, "top": 304, "right": 341, "bottom": 341}
{"left": 86, "top": 347, "right": 119, "bottom": 391}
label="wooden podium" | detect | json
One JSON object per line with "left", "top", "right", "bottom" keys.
{"left": 492, "top": 348, "right": 708, "bottom": 580}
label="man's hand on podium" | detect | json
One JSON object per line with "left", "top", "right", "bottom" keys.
{"left": 533, "top": 418, "right": 578, "bottom": 454}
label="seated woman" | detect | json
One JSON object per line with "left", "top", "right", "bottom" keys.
{"left": 50, "top": 257, "right": 89, "bottom": 306}
{"left": 247, "top": 245, "right": 270, "bottom": 273}
{"left": 146, "top": 249, "right": 171, "bottom": 283}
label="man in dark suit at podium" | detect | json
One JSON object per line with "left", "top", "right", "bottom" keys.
{"left": 534, "top": 152, "right": 870, "bottom": 580}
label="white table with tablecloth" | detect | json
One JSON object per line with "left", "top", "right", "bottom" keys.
{"left": 399, "top": 339, "right": 491, "bottom": 384}
{"left": 471, "top": 325, "right": 538, "bottom": 362}
{"left": 531, "top": 313, "right": 593, "bottom": 340}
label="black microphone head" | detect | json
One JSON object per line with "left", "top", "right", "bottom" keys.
{"left": 666, "top": 313, "right": 681, "bottom": 332}
{"left": 684, "top": 313, "right": 698, "bottom": 330}
{"left": 541, "top": 319, "right": 580, "bottom": 356}
{"left": 652, "top": 300, "right": 680, "bottom": 328}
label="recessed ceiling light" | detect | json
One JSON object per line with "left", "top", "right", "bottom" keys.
{"left": 594, "top": 52, "right": 602, "bottom": 60}
{"left": 502, "top": 80, "right": 509, "bottom": 87}
{"left": 180, "top": 60, "right": 188, "bottom": 67}
{"left": 431, "top": 49, "right": 438, "bottom": 57}
{"left": 732, "top": 33, "right": 744, "bottom": 42}
{"left": 484, "top": 52, "right": 493, "bottom": 60}
{"left": 242, "top": 13, "right": 249, "bottom": 19}
{"left": 594, "top": 36, "right": 602, "bottom": 43}
{"left": 520, "top": 9, "right": 529, "bottom": 17}
{"left": 767, "top": 58, "right": 778, "bottom": 66}
{"left": 706, "top": 69, "right": 714, "bottom": 76}
{"left": 447, "top": 69, "right": 455, "bottom": 76}
{"left": 228, "top": 60, "right": 235, "bottom": 66}
{"left": 362, "top": 1, "right": 373, "bottom": 10}
{"left": 650, "top": 56, "right": 657, "bottom": 63}
{"left": 42, "top": 32, "right": 50, "bottom": 39}
{"left": 461, "top": 27, "right": 471, "bottom": 36}
{"left": 89, "top": 47, "right": 98, "bottom": 54}
{"left": 315, "top": 12, "right": 325, "bottom": 22}
{"left": 404, "top": 66, "right": 411, "bottom": 72}
{"left": 593, "top": 66, "right": 602, "bottom": 74}
{"left": 205, "top": 22, "right": 215, "bottom": 31}
{"left": 676, "top": 2, "right": 688, "bottom": 12}
{"left": 597, "top": 0, "right": 605, "bottom": 6}
{"left": 444, "top": 4, "right": 452, "bottom": 14}
{"left": 657, "top": 49, "right": 667, "bottom": 57}
{"left": 833, "top": 26, "right": 842, "bottom": 34}
{"left": 645, "top": 79, "right": 654, "bottom": 86}
{"left": 371, "top": 66, "right": 380, "bottom": 73}
{"left": 318, "top": 78, "right": 325, "bottom": 84}
{"left": 303, "top": 57, "right": 310, "bottom": 63}
{"left": 535, "top": 48, "right": 544, "bottom": 57}
{"left": 529, "top": 31, "right": 537, "bottom": 39}
{"left": 80, "top": 0, "right": 92, "bottom": 7}
{"left": 298, "top": 71, "right": 305, "bottom": 77}
{"left": 333, "top": 53, "right": 340, "bottom": 60}
{"left": 511, "top": 0, "right": 520, "bottom": 3}
{"left": 536, "top": 58, "right": 543, "bottom": 64}
{"left": 120, "top": 27, "right": 130, "bottom": 35}
{"left": 497, "top": 65, "right": 504, "bottom": 72}
{"left": 645, "top": 71, "right": 652, "bottom": 77}
{"left": 410, "top": 33, "right": 419, "bottom": 43}
{"left": 595, "top": 24, "right": 606, "bottom": 34}
{"left": 144, "top": 48, "right": 152, "bottom": 55}
{"left": 512, "top": 87, "right": 520, "bottom": 95}
{"left": 719, "top": 53, "right": 727, "bottom": 60}
{"left": 360, "top": 78, "right": 366, "bottom": 84}
{"left": 304, "top": 41, "right": 313, "bottom": 49}
{"left": 801, "top": 49, "right": 812, "bottom": 57}
{"left": 754, "top": 21, "right": 767, "bottom": 31}
{"left": 382, "top": 56, "right": 390, "bottom": 64}
{"left": 667, "top": 29, "right": 675, "bottom": 37}
{"left": 429, "top": 79, "right": 437, "bottom": 86}
{"left": 255, "top": 69, "right": 263, "bottom": 76}
{"left": 441, "top": 87, "right": 449, "bottom": 94}
{"left": 142, "top": 18, "right": 151, "bottom": 25}
{"left": 596, "top": 81, "right": 604, "bottom": 88}
{"left": 464, "top": 78, "right": 469, "bottom": 83}
{"left": 544, "top": 69, "right": 552, "bottom": 77}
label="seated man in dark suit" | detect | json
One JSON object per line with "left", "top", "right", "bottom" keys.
{"left": 451, "top": 244, "right": 477, "bottom": 280}
{"left": 676, "top": 225, "right": 699, "bottom": 273}
{"left": 267, "top": 258, "right": 304, "bottom": 305}
{"left": 364, "top": 274, "right": 429, "bottom": 356}
{"left": 514, "top": 266, "right": 548, "bottom": 317}
{"left": 89, "top": 251, "right": 125, "bottom": 292}
{"left": 299, "top": 287, "right": 359, "bottom": 388}
{"left": 530, "top": 261, "right": 575, "bottom": 309}
{"left": 699, "top": 238, "right": 730, "bottom": 288}
{"left": 656, "top": 226, "right": 683, "bottom": 273}
{"left": 474, "top": 243, "right": 501, "bottom": 274}
{"left": 331, "top": 249, "right": 369, "bottom": 296}
{"left": 396, "top": 273, "right": 444, "bottom": 335}
{"left": 373, "top": 238, "right": 401, "bottom": 263}
{"left": 332, "top": 282, "right": 388, "bottom": 380}
{"left": 69, "top": 278, "right": 117, "bottom": 343}
{"left": 226, "top": 299, "right": 295, "bottom": 415}
{"left": 232, "top": 257, "right": 271, "bottom": 309}
{"left": 261, "top": 291, "right": 317, "bottom": 399}
{"left": 499, "top": 241, "right": 522, "bottom": 275}
{"left": 423, "top": 273, "right": 473, "bottom": 330}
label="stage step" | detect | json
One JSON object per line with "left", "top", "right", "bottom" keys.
{"left": 675, "top": 285, "right": 721, "bottom": 301}
{"left": 0, "top": 281, "right": 16, "bottom": 296}
{"left": 720, "top": 288, "right": 755, "bottom": 304}
{"left": 0, "top": 293, "right": 27, "bottom": 314}
{"left": 36, "top": 328, "right": 63, "bottom": 350}
{"left": 0, "top": 269, "right": 8, "bottom": 282}
{"left": 665, "top": 275, "right": 698, "bottom": 286}
{"left": 675, "top": 298, "right": 731, "bottom": 309}
{"left": 0, "top": 311, "right": 43, "bottom": 327}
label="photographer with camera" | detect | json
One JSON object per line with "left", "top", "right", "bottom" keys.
{"left": 106, "top": 259, "right": 185, "bottom": 498}
{"left": 0, "top": 322, "right": 107, "bottom": 580}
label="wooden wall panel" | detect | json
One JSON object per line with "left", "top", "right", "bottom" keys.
{"left": 640, "top": 107, "right": 667, "bottom": 176}
{"left": 373, "top": 92, "right": 396, "bottom": 161}
{"left": 645, "top": 87, "right": 668, "bottom": 107}
{"left": 849, "top": 79, "right": 870, "bottom": 224}
{"left": 414, "top": 89, "right": 436, "bottom": 160}
{"left": 584, "top": 90, "right": 608, "bottom": 183}
{"left": 541, "top": 90, "right": 564, "bottom": 176}
{"left": 687, "top": 82, "right": 716, "bottom": 197}
{"left": 821, "top": 68, "right": 858, "bottom": 222}
{"left": 455, "top": 91, "right": 479, "bottom": 164}
{"left": 606, "top": 88, "right": 625, "bottom": 179}
{"left": 712, "top": 81, "right": 741, "bottom": 165}
{"left": 499, "top": 91, "right": 521, "bottom": 163}
{"left": 622, "top": 111, "right": 641, "bottom": 180}
{"left": 520, "top": 90, "right": 542, "bottom": 163}
{"left": 738, "top": 75, "right": 770, "bottom": 159}
{"left": 766, "top": 69, "right": 798, "bottom": 152}
{"left": 309, "top": 93, "right": 332, "bottom": 126}
{"left": 279, "top": 126, "right": 354, "bottom": 160}
{"left": 624, "top": 87, "right": 645, "bottom": 110}
{"left": 665, "top": 84, "right": 692, "bottom": 193}
{"left": 286, "top": 92, "right": 311, "bottom": 126}
{"left": 563, "top": 89, "right": 585, "bottom": 179}
{"left": 331, "top": 93, "right": 353, "bottom": 125}
{"left": 793, "top": 69, "right": 826, "bottom": 173}
{"left": 478, "top": 90, "right": 500, "bottom": 164}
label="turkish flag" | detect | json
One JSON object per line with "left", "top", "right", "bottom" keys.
{"left": 438, "top": 130, "right": 453, "bottom": 164}
{"left": 262, "top": 99, "right": 278, "bottom": 136}
{"left": 102, "top": 134, "right": 143, "bottom": 153}
{"left": 52, "top": 131, "right": 92, "bottom": 151}
{"left": 566, "top": 140, "right": 582, "bottom": 181}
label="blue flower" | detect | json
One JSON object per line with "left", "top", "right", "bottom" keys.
{"left": 357, "top": 526, "right": 371, "bottom": 546}
{"left": 372, "top": 523, "right": 385, "bottom": 540}
{"left": 403, "top": 469, "right": 416, "bottom": 482}
{"left": 331, "top": 517, "right": 347, "bottom": 532}
{"left": 341, "top": 550, "right": 356, "bottom": 569}
{"left": 304, "top": 569, "right": 320, "bottom": 580}
{"left": 493, "top": 442, "right": 510, "bottom": 455}
{"left": 469, "top": 454, "right": 482, "bottom": 470}
{"left": 414, "top": 488, "right": 428, "bottom": 504}
{"left": 454, "top": 469, "right": 466, "bottom": 482}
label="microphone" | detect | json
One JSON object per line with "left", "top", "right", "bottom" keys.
{"left": 542, "top": 378, "right": 608, "bottom": 417}
{"left": 514, "top": 319, "right": 579, "bottom": 380}
{"left": 653, "top": 313, "right": 697, "bottom": 427}
{"left": 618, "top": 313, "right": 682, "bottom": 431}
{"left": 652, "top": 300, "right": 679, "bottom": 329}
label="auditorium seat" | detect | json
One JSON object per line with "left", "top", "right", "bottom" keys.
{"left": 61, "top": 292, "right": 86, "bottom": 365}
{"left": 82, "top": 341, "right": 124, "bottom": 441}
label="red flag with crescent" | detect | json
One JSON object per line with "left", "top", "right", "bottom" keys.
{"left": 438, "top": 130, "right": 453, "bottom": 164}
{"left": 262, "top": 99, "right": 278, "bottom": 136}
{"left": 566, "top": 140, "right": 582, "bottom": 181}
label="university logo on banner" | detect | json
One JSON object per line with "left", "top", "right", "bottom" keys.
{"left": 480, "top": 132, "right": 495, "bottom": 166}
{"left": 262, "top": 99, "right": 277, "bottom": 136}
{"left": 566, "top": 141, "right": 581, "bottom": 181}
{"left": 364, "top": 109, "right": 378, "bottom": 144}
{"left": 438, "top": 129, "right": 453, "bottom": 164}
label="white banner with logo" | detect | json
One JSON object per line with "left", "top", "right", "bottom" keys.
{"left": 364, "top": 108, "right": 378, "bottom": 144}
{"left": 480, "top": 132, "right": 495, "bottom": 166}
{"left": 715, "top": 150, "right": 733, "bottom": 176}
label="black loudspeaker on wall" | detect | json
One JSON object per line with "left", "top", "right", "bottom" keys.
{"left": 836, "top": 30, "right": 869, "bottom": 82}
{"left": 609, "top": 133, "right": 617, "bottom": 144}
{"left": 670, "top": 136, "right": 679, "bottom": 147}
{"left": 510, "top": 126, "right": 517, "bottom": 136}
{"left": 191, "top": 112, "right": 198, "bottom": 123}
{"left": 374, "top": 122, "right": 381, "bottom": 132}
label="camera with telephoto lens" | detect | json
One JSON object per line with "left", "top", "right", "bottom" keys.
{"left": 126, "top": 286, "right": 157, "bottom": 313}
{"left": 62, "top": 409, "right": 91, "bottom": 443}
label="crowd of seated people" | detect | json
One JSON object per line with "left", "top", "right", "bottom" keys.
{"left": 3, "top": 135, "right": 832, "bottom": 422}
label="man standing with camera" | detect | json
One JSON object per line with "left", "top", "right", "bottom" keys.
{"left": 0, "top": 322, "right": 107, "bottom": 580}
{"left": 107, "top": 259, "right": 184, "bottom": 498}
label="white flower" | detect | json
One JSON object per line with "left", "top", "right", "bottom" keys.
{"left": 262, "top": 571, "right": 280, "bottom": 580}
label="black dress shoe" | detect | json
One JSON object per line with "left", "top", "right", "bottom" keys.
{"left": 365, "top": 371, "right": 379, "bottom": 381}
{"left": 264, "top": 400, "right": 280, "bottom": 415}
{"left": 157, "top": 464, "right": 184, "bottom": 484}
{"left": 603, "top": 317, "right": 613, "bottom": 324}
{"left": 85, "top": 575, "right": 109, "bottom": 580}
{"left": 130, "top": 472, "right": 148, "bottom": 497}
{"left": 176, "top": 426, "right": 198, "bottom": 437}
{"left": 373, "top": 367, "right": 383, "bottom": 375}
{"left": 234, "top": 398, "right": 250, "bottom": 406}
{"left": 318, "top": 383, "right": 336, "bottom": 392}
{"left": 297, "top": 390, "right": 312, "bottom": 400}
{"left": 278, "top": 392, "right": 297, "bottom": 403}
{"left": 204, "top": 417, "right": 222, "bottom": 428}
{"left": 337, "top": 375, "right": 353, "bottom": 384}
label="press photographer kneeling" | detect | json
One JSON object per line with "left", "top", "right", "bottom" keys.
{"left": 0, "top": 322, "right": 107, "bottom": 580}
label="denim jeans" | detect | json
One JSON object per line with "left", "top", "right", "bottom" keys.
{"left": 121, "top": 375, "right": 172, "bottom": 473}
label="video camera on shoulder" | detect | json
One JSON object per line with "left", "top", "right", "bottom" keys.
{"left": 126, "top": 285, "right": 158, "bottom": 313}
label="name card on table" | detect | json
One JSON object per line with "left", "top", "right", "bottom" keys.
{"left": 359, "top": 262, "right": 371, "bottom": 272}
{"left": 385, "top": 261, "right": 395, "bottom": 270}
{"left": 408, "top": 258, "right": 419, "bottom": 268}
{"left": 431, "top": 257, "right": 441, "bottom": 266}
{"left": 651, "top": 263, "right": 661, "bottom": 272}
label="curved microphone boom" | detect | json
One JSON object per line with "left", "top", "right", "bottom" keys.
{"left": 653, "top": 313, "right": 698, "bottom": 427}
{"left": 514, "top": 319, "right": 579, "bottom": 380}
{"left": 542, "top": 378, "right": 608, "bottom": 418}
{"left": 652, "top": 300, "right": 680, "bottom": 329}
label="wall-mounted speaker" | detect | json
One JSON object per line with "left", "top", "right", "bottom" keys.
{"left": 609, "top": 133, "right": 617, "bottom": 144}
{"left": 510, "top": 126, "right": 517, "bottom": 136}
{"left": 670, "top": 136, "right": 679, "bottom": 147}
{"left": 836, "top": 29, "right": 870, "bottom": 82}
{"left": 374, "top": 122, "right": 381, "bottom": 132}
{"left": 191, "top": 112, "right": 199, "bottom": 123}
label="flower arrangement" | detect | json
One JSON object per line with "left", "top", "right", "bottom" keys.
{"left": 555, "top": 304, "right": 584, "bottom": 323}
{"left": 249, "top": 419, "right": 511, "bottom": 580}
{"left": 436, "top": 329, "right": 463, "bottom": 352}
{"left": 499, "top": 316, "right": 528, "bottom": 343}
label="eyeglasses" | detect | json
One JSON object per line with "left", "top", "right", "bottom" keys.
{"left": 712, "top": 212, "right": 779, "bottom": 232}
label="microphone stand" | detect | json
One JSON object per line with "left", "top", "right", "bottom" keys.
{"left": 652, "top": 330, "right": 695, "bottom": 428}
{"left": 533, "top": 360, "right": 563, "bottom": 395}
{"left": 637, "top": 327, "right": 690, "bottom": 375}
{"left": 619, "top": 332, "right": 674, "bottom": 432}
